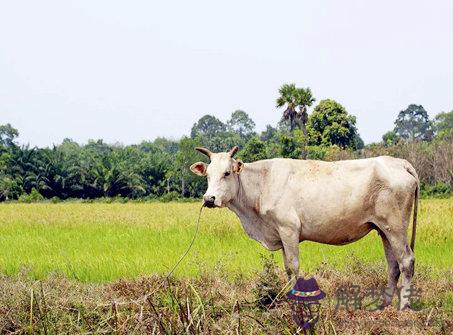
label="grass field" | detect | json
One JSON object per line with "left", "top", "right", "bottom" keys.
{"left": 0, "top": 199, "right": 452, "bottom": 334}
{"left": 0, "top": 199, "right": 451, "bottom": 282}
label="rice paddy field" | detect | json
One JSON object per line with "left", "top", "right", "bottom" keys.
{"left": 0, "top": 198, "right": 451, "bottom": 334}
{"left": 0, "top": 199, "right": 451, "bottom": 282}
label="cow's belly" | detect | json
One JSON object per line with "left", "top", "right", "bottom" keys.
{"left": 301, "top": 219, "right": 374, "bottom": 245}
{"left": 297, "top": 197, "right": 375, "bottom": 245}
{"left": 287, "top": 167, "right": 376, "bottom": 245}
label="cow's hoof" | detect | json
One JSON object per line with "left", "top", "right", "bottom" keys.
{"left": 399, "top": 304, "right": 412, "bottom": 311}
{"left": 379, "top": 303, "right": 391, "bottom": 310}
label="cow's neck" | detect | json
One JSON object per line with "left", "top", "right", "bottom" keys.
{"left": 228, "top": 164, "right": 262, "bottom": 217}
{"left": 227, "top": 163, "right": 281, "bottom": 250}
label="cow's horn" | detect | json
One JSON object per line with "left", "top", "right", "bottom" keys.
{"left": 195, "top": 147, "right": 212, "bottom": 158}
{"left": 228, "top": 146, "right": 239, "bottom": 158}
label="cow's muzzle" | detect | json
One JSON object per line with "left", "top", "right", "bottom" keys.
{"left": 203, "top": 195, "right": 216, "bottom": 208}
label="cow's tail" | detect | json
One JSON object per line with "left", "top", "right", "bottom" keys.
{"left": 404, "top": 161, "right": 419, "bottom": 252}
{"left": 410, "top": 184, "right": 419, "bottom": 251}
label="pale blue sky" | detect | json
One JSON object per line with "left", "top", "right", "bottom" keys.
{"left": 1, "top": 0, "right": 452, "bottom": 147}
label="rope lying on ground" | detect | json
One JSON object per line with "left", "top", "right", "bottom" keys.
{"left": 135, "top": 204, "right": 204, "bottom": 304}
{"left": 163, "top": 204, "right": 204, "bottom": 279}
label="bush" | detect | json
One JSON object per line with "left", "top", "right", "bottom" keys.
{"left": 421, "top": 181, "right": 452, "bottom": 198}
{"left": 50, "top": 196, "right": 61, "bottom": 203}
{"left": 159, "top": 191, "right": 181, "bottom": 203}
{"left": 306, "top": 145, "right": 327, "bottom": 160}
{"left": 18, "top": 188, "right": 44, "bottom": 203}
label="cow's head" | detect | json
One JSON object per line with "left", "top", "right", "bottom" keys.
{"left": 190, "top": 146, "right": 243, "bottom": 208}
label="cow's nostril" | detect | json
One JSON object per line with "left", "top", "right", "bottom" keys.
{"left": 203, "top": 195, "right": 216, "bottom": 207}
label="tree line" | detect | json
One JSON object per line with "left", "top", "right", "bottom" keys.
{"left": 1, "top": 84, "right": 452, "bottom": 201}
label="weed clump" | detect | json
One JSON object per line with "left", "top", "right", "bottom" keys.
{"left": 252, "top": 255, "right": 284, "bottom": 308}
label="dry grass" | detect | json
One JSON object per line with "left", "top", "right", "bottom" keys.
{"left": 0, "top": 256, "right": 451, "bottom": 334}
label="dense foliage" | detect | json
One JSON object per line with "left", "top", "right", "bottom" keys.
{"left": 307, "top": 99, "right": 363, "bottom": 149}
{"left": 1, "top": 86, "right": 451, "bottom": 201}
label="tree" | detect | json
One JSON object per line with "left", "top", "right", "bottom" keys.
{"left": 175, "top": 137, "right": 196, "bottom": 196}
{"left": 434, "top": 110, "right": 453, "bottom": 140}
{"left": 137, "top": 142, "right": 173, "bottom": 196}
{"left": 276, "top": 84, "right": 315, "bottom": 158}
{"left": 295, "top": 87, "right": 316, "bottom": 145}
{"left": 276, "top": 84, "right": 299, "bottom": 131}
{"left": 8, "top": 145, "right": 42, "bottom": 195}
{"left": 203, "top": 131, "right": 241, "bottom": 153}
{"left": 0, "top": 124, "right": 19, "bottom": 148}
{"left": 152, "top": 137, "right": 179, "bottom": 154}
{"left": 382, "top": 130, "right": 400, "bottom": 146}
{"left": 239, "top": 137, "right": 267, "bottom": 162}
{"left": 278, "top": 129, "right": 305, "bottom": 159}
{"left": 190, "top": 115, "right": 237, "bottom": 152}
{"left": 227, "top": 110, "right": 256, "bottom": 141}
{"left": 190, "top": 115, "right": 226, "bottom": 139}
{"left": 174, "top": 137, "right": 207, "bottom": 197}
{"left": 0, "top": 174, "right": 18, "bottom": 201}
{"left": 307, "top": 99, "right": 361, "bottom": 149}
{"left": 260, "top": 125, "right": 277, "bottom": 142}
{"left": 353, "top": 134, "right": 365, "bottom": 150}
{"left": 394, "top": 104, "right": 434, "bottom": 141}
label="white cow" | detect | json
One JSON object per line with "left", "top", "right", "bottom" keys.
{"left": 190, "top": 146, "right": 419, "bottom": 310}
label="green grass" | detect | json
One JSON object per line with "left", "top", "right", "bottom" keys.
{"left": 0, "top": 199, "right": 451, "bottom": 282}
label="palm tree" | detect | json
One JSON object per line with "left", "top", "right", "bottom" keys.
{"left": 295, "top": 87, "right": 315, "bottom": 158}
{"left": 276, "top": 84, "right": 316, "bottom": 158}
{"left": 276, "top": 83, "right": 299, "bottom": 131}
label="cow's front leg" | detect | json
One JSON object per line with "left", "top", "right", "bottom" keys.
{"left": 282, "top": 246, "right": 299, "bottom": 283}
{"left": 280, "top": 229, "right": 300, "bottom": 285}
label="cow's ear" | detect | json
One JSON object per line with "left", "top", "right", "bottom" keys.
{"left": 190, "top": 162, "right": 207, "bottom": 176}
{"left": 233, "top": 160, "right": 243, "bottom": 174}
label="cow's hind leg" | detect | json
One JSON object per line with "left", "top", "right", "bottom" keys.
{"left": 385, "top": 233, "right": 415, "bottom": 310}
{"left": 374, "top": 191, "right": 415, "bottom": 310}
{"left": 378, "top": 230, "right": 400, "bottom": 307}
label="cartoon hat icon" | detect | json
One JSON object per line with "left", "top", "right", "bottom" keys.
{"left": 287, "top": 277, "right": 326, "bottom": 302}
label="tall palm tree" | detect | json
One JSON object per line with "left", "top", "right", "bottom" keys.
{"left": 277, "top": 84, "right": 316, "bottom": 158}
{"left": 295, "top": 87, "right": 315, "bottom": 158}
{"left": 276, "top": 83, "right": 299, "bottom": 131}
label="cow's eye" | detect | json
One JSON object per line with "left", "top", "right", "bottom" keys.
{"left": 224, "top": 171, "right": 231, "bottom": 177}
